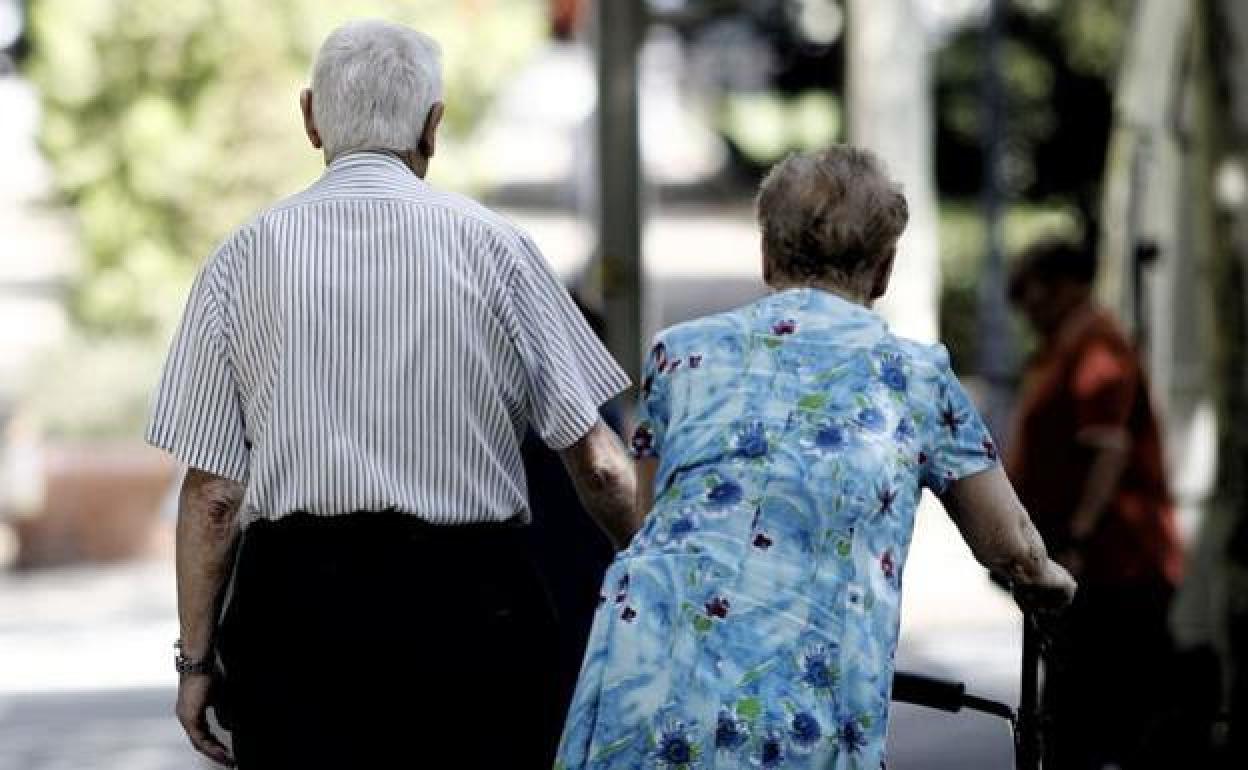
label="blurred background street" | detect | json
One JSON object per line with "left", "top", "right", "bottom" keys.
{"left": 2, "top": 0, "right": 1245, "bottom": 767}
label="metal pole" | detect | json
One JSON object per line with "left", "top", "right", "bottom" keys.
{"left": 595, "top": 0, "right": 644, "bottom": 384}
{"left": 1017, "top": 614, "right": 1044, "bottom": 770}
{"left": 976, "top": 0, "right": 1015, "bottom": 444}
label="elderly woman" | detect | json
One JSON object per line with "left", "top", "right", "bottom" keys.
{"left": 555, "top": 146, "right": 1075, "bottom": 770}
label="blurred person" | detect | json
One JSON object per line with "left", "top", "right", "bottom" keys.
{"left": 146, "top": 20, "right": 636, "bottom": 770}
{"left": 1007, "top": 237, "right": 1184, "bottom": 769}
{"left": 555, "top": 147, "right": 1076, "bottom": 770}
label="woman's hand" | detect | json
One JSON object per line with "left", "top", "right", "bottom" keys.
{"left": 1014, "top": 558, "right": 1077, "bottom": 614}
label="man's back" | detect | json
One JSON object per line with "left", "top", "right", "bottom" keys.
{"left": 149, "top": 151, "right": 627, "bottom": 527}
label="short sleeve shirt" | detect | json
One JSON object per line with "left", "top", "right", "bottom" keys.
{"left": 1007, "top": 305, "right": 1181, "bottom": 586}
{"left": 147, "top": 152, "right": 630, "bottom": 526}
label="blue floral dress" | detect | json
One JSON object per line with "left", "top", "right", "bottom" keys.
{"left": 555, "top": 289, "right": 998, "bottom": 770}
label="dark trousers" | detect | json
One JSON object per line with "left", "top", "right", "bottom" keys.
{"left": 216, "top": 511, "right": 561, "bottom": 770}
{"left": 1044, "top": 580, "right": 1175, "bottom": 769}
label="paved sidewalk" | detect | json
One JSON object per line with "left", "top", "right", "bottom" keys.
{"left": 0, "top": 688, "right": 189, "bottom": 770}
{"left": 0, "top": 560, "right": 199, "bottom": 769}
{"left": 0, "top": 497, "right": 1022, "bottom": 769}
{"left": 0, "top": 561, "right": 177, "bottom": 695}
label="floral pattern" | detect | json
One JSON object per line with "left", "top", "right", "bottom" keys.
{"left": 556, "top": 289, "right": 997, "bottom": 770}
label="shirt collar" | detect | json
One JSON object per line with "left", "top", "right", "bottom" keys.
{"left": 764, "top": 286, "right": 885, "bottom": 325}
{"left": 322, "top": 150, "right": 424, "bottom": 184}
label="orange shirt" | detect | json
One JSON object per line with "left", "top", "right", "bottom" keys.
{"left": 1007, "top": 304, "right": 1183, "bottom": 587}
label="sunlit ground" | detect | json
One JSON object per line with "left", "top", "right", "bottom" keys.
{"left": 0, "top": 498, "right": 1020, "bottom": 770}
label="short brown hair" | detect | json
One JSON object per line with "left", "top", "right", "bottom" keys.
{"left": 756, "top": 146, "right": 909, "bottom": 283}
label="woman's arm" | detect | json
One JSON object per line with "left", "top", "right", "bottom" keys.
{"left": 940, "top": 465, "right": 1077, "bottom": 610}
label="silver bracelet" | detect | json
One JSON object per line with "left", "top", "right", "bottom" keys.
{"left": 174, "top": 640, "right": 214, "bottom": 676}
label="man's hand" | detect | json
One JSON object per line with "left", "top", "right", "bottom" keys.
{"left": 176, "top": 673, "right": 234, "bottom": 767}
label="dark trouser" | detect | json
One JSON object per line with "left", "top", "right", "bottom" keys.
{"left": 216, "top": 511, "right": 561, "bottom": 770}
{"left": 1044, "top": 580, "right": 1175, "bottom": 769}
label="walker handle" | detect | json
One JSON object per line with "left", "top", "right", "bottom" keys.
{"left": 891, "top": 672, "right": 967, "bottom": 713}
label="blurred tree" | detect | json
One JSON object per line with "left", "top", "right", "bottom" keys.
{"left": 667, "top": 0, "right": 1130, "bottom": 212}
{"left": 930, "top": 0, "right": 1129, "bottom": 369}
{"left": 847, "top": 0, "right": 938, "bottom": 343}
{"left": 1200, "top": 0, "right": 1248, "bottom": 759}
{"left": 934, "top": 0, "right": 1132, "bottom": 220}
{"left": 0, "top": 0, "right": 28, "bottom": 71}
{"left": 662, "top": 0, "right": 845, "bottom": 174}
{"left": 27, "top": 0, "right": 545, "bottom": 335}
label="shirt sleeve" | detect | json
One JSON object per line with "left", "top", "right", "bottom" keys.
{"left": 1071, "top": 341, "right": 1136, "bottom": 433}
{"left": 506, "top": 232, "right": 631, "bottom": 450}
{"left": 922, "top": 345, "right": 999, "bottom": 496}
{"left": 145, "top": 260, "right": 250, "bottom": 482}
{"left": 630, "top": 335, "right": 671, "bottom": 459}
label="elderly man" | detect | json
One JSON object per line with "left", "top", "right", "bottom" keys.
{"left": 147, "top": 20, "right": 637, "bottom": 770}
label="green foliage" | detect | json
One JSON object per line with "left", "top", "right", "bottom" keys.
{"left": 934, "top": 0, "right": 1131, "bottom": 202}
{"left": 28, "top": 0, "right": 545, "bottom": 335}
{"left": 717, "top": 91, "right": 842, "bottom": 166}
{"left": 23, "top": 334, "right": 170, "bottom": 439}
{"left": 937, "top": 201, "right": 1082, "bottom": 371}
{"left": 1049, "top": 0, "right": 1131, "bottom": 77}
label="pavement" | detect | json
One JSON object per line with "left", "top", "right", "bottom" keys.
{"left": 0, "top": 498, "right": 1022, "bottom": 769}
{"left": 0, "top": 560, "right": 194, "bottom": 770}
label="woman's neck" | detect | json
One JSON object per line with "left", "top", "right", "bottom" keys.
{"left": 767, "top": 278, "right": 872, "bottom": 307}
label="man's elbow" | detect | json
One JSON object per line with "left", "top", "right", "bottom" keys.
{"left": 563, "top": 422, "right": 631, "bottom": 488}
{"left": 559, "top": 423, "right": 638, "bottom": 539}
{"left": 586, "top": 454, "right": 632, "bottom": 495}
{"left": 180, "top": 469, "right": 245, "bottom": 539}
{"left": 573, "top": 457, "right": 636, "bottom": 526}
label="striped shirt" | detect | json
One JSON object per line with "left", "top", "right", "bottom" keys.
{"left": 146, "top": 151, "right": 630, "bottom": 527}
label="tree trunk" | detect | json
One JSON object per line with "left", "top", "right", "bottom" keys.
{"left": 594, "top": 0, "right": 644, "bottom": 383}
{"left": 1207, "top": 1, "right": 1248, "bottom": 757}
{"left": 846, "top": 0, "right": 939, "bottom": 343}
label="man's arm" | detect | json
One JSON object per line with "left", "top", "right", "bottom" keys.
{"left": 940, "top": 466, "right": 1077, "bottom": 611}
{"left": 636, "top": 456, "right": 658, "bottom": 523}
{"left": 558, "top": 419, "right": 639, "bottom": 549}
{"left": 174, "top": 467, "right": 244, "bottom": 767}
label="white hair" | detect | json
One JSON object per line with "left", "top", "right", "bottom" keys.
{"left": 310, "top": 20, "right": 443, "bottom": 160}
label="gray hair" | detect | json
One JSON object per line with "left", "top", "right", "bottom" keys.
{"left": 756, "top": 146, "right": 908, "bottom": 284}
{"left": 311, "top": 20, "right": 443, "bottom": 160}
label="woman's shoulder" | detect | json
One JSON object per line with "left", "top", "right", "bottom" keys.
{"left": 881, "top": 333, "right": 956, "bottom": 376}
{"left": 650, "top": 307, "right": 751, "bottom": 350}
